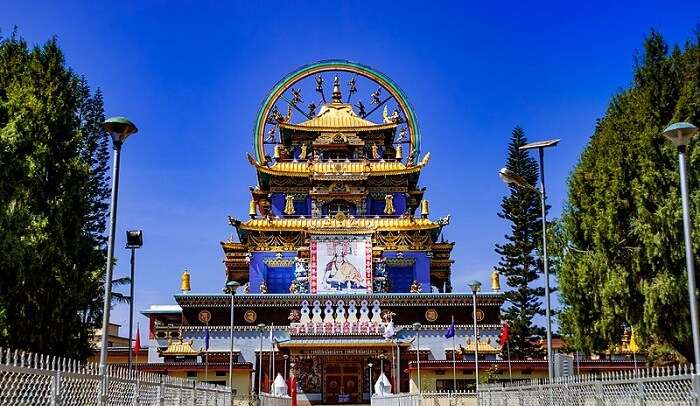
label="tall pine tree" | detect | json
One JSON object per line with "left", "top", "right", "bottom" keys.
{"left": 495, "top": 126, "right": 546, "bottom": 358}
{"left": 558, "top": 29, "right": 700, "bottom": 362}
{"left": 0, "top": 32, "right": 111, "bottom": 359}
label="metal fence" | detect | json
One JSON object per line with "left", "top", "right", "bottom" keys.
{"left": 479, "top": 365, "right": 700, "bottom": 406}
{"left": 372, "top": 392, "right": 422, "bottom": 406}
{"left": 0, "top": 347, "right": 232, "bottom": 405}
{"left": 259, "top": 393, "right": 291, "bottom": 406}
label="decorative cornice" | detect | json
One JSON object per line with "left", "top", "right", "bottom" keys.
{"left": 174, "top": 292, "right": 504, "bottom": 308}
{"left": 229, "top": 215, "right": 448, "bottom": 233}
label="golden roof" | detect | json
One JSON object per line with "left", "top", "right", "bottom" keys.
{"left": 231, "top": 214, "right": 450, "bottom": 234}
{"left": 248, "top": 153, "right": 430, "bottom": 178}
{"left": 159, "top": 338, "right": 201, "bottom": 356}
{"left": 280, "top": 103, "right": 397, "bottom": 132}
{"left": 460, "top": 338, "right": 501, "bottom": 354}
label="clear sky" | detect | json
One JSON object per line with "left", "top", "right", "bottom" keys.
{"left": 2, "top": 1, "right": 698, "bottom": 333}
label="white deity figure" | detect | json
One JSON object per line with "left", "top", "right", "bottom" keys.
{"left": 335, "top": 300, "right": 347, "bottom": 324}
{"left": 311, "top": 301, "right": 323, "bottom": 324}
{"left": 347, "top": 300, "right": 358, "bottom": 324}
{"left": 359, "top": 300, "right": 370, "bottom": 323}
{"left": 323, "top": 300, "right": 335, "bottom": 324}
{"left": 370, "top": 300, "right": 382, "bottom": 324}
{"left": 300, "top": 301, "right": 311, "bottom": 325}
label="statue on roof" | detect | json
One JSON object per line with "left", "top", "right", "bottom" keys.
{"left": 307, "top": 102, "right": 316, "bottom": 117}
{"left": 371, "top": 88, "right": 381, "bottom": 105}
{"left": 291, "top": 88, "right": 302, "bottom": 105}
{"left": 397, "top": 127, "right": 408, "bottom": 142}
{"left": 356, "top": 101, "right": 367, "bottom": 118}
{"left": 383, "top": 105, "right": 400, "bottom": 124}
{"left": 410, "top": 280, "right": 422, "bottom": 293}
{"left": 259, "top": 281, "right": 268, "bottom": 294}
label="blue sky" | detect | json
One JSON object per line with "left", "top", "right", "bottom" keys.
{"left": 2, "top": 1, "right": 698, "bottom": 333}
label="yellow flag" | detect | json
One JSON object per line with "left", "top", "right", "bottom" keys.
{"left": 629, "top": 329, "right": 639, "bottom": 353}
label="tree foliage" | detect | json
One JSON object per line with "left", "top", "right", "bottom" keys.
{"left": 0, "top": 31, "right": 111, "bottom": 359}
{"left": 558, "top": 29, "right": 700, "bottom": 361}
{"left": 495, "top": 126, "right": 546, "bottom": 358}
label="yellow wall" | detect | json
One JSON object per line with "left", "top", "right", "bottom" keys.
{"left": 409, "top": 369, "right": 549, "bottom": 392}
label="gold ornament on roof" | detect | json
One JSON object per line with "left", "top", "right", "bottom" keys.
{"left": 284, "top": 195, "right": 296, "bottom": 215}
{"left": 249, "top": 199, "right": 257, "bottom": 218}
{"left": 299, "top": 144, "right": 308, "bottom": 160}
{"left": 384, "top": 194, "right": 395, "bottom": 215}
{"left": 180, "top": 270, "right": 191, "bottom": 294}
{"left": 491, "top": 271, "right": 500, "bottom": 292}
{"left": 421, "top": 199, "right": 430, "bottom": 218}
{"left": 395, "top": 145, "right": 402, "bottom": 160}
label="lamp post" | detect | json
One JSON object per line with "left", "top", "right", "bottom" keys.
{"left": 125, "top": 230, "right": 143, "bottom": 371}
{"left": 412, "top": 322, "right": 421, "bottom": 393}
{"left": 662, "top": 122, "right": 700, "bottom": 372}
{"left": 368, "top": 362, "right": 373, "bottom": 396}
{"left": 283, "top": 354, "right": 289, "bottom": 380}
{"left": 224, "top": 280, "right": 240, "bottom": 393}
{"left": 98, "top": 116, "right": 138, "bottom": 405}
{"left": 379, "top": 354, "right": 387, "bottom": 396}
{"left": 468, "top": 281, "right": 481, "bottom": 396}
{"left": 258, "top": 323, "right": 266, "bottom": 397}
{"left": 499, "top": 137, "right": 559, "bottom": 380}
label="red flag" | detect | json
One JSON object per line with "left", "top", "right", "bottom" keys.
{"left": 499, "top": 321, "right": 510, "bottom": 348}
{"left": 134, "top": 325, "right": 141, "bottom": 355}
{"left": 288, "top": 375, "right": 297, "bottom": 406}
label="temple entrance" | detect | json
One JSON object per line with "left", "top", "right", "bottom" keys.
{"left": 323, "top": 362, "right": 362, "bottom": 404}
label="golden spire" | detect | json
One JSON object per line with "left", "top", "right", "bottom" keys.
{"left": 491, "top": 270, "right": 500, "bottom": 292}
{"left": 331, "top": 76, "right": 342, "bottom": 103}
{"left": 180, "top": 270, "right": 191, "bottom": 294}
{"left": 420, "top": 199, "right": 429, "bottom": 218}
{"left": 284, "top": 194, "right": 295, "bottom": 215}
{"left": 384, "top": 194, "right": 395, "bottom": 215}
{"left": 249, "top": 199, "right": 257, "bottom": 218}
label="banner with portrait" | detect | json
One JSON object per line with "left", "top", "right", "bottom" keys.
{"left": 310, "top": 236, "right": 372, "bottom": 294}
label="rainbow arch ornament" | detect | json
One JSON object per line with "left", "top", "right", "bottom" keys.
{"left": 252, "top": 59, "right": 421, "bottom": 165}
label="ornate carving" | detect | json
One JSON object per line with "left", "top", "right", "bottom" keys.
{"left": 374, "top": 230, "right": 432, "bottom": 250}
{"left": 410, "top": 280, "right": 422, "bottom": 293}
{"left": 247, "top": 232, "right": 305, "bottom": 251}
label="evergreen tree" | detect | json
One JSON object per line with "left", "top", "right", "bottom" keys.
{"left": 495, "top": 126, "right": 546, "bottom": 358}
{"left": 0, "top": 32, "right": 111, "bottom": 359}
{"left": 558, "top": 29, "right": 700, "bottom": 362}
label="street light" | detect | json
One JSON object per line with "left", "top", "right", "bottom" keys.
{"left": 468, "top": 281, "right": 481, "bottom": 396}
{"left": 368, "top": 362, "right": 373, "bottom": 396}
{"left": 662, "top": 121, "right": 700, "bottom": 372}
{"left": 224, "top": 280, "right": 240, "bottom": 392}
{"left": 98, "top": 116, "right": 138, "bottom": 405}
{"left": 283, "top": 354, "right": 289, "bottom": 380}
{"left": 125, "top": 230, "right": 143, "bottom": 371}
{"left": 412, "top": 322, "right": 421, "bottom": 393}
{"left": 498, "top": 137, "right": 559, "bottom": 380}
{"left": 258, "top": 323, "right": 266, "bottom": 397}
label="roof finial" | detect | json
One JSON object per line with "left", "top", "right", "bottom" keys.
{"left": 181, "top": 270, "right": 191, "bottom": 294}
{"left": 331, "top": 76, "right": 342, "bottom": 103}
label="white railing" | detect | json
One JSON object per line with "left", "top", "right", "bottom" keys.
{"left": 422, "top": 391, "right": 477, "bottom": 406}
{"left": 259, "top": 392, "right": 291, "bottom": 406}
{"left": 372, "top": 392, "right": 422, "bottom": 406}
{"left": 479, "top": 365, "right": 700, "bottom": 405}
{"left": 0, "top": 347, "right": 232, "bottom": 405}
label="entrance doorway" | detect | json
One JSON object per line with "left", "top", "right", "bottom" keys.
{"left": 323, "top": 362, "right": 362, "bottom": 404}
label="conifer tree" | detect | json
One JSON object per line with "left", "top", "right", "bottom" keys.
{"left": 495, "top": 126, "right": 546, "bottom": 358}
{"left": 558, "top": 29, "right": 700, "bottom": 361}
{"left": 0, "top": 32, "right": 111, "bottom": 359}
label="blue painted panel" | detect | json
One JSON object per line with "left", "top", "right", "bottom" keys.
{"left": 248, "top": 251, "right": 296, "bottom": 293}
{"left": 393, "top": 193, "right": 407, "bottom": 215}
{"left": 387, "top": 266, "right": 413, "bottom": 293}
{"left": 384, "top": 251, "right": 431, "bottom": 292}
{"left": 267, "top": 267, "right": 294, "bottom": 293}
{"left": 270, "top": 193, "right": 285, "bottom": 217}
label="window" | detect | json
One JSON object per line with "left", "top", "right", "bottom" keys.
{"left": 216, "top": 371, "right": 227, "bottom": 377}
{"left": 186, "top": 371, "right": 197, "bottom": 378}
{"left": 436, "top": 379, "right": 471, "bottom": 392}
{"left": 435, "top": 370, "right": 445, "bottom": 375}
{"left": 322, "top": 200, "right": 356, "bottom": 216}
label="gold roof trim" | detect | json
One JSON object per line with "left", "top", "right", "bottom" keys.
{"left": 231, "top": 215, "right": 449, "bottom": 233}
{"left": 159, "top": 338, "right": 201, "bottom": 356}
{"left": 280, "top": 103, "right": 397, "bottom": 132}
{"left": 460, "top": 338, "right": 501, "bottom": 354}
{"left": 248, "top": 153, "right": 430, "bottom": 178}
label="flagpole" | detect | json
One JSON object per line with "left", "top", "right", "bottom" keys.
{"left": 205, "top": 320, "right": 209, "bottom": 384}
{"left": 451, "top": 316, "right": 456, "bottom": 392}
{"left": 506, "top": 341, "right": 512, "bottom": 383}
